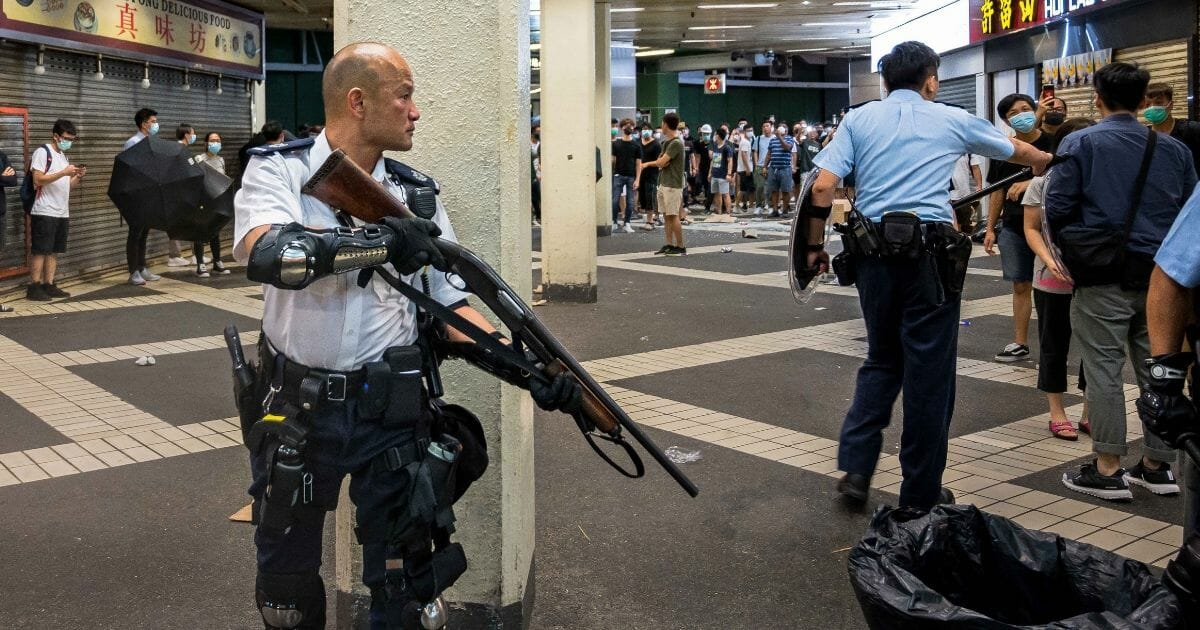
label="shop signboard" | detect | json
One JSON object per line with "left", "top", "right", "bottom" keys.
{"left": 1041, "top": 48, "right": 1112, "bottom": 87}
{"left": 0, "top": 0, "right": 264, "bottom": 79}
{"left": 969, "top": 0, "right": 1136, "bottom": 44}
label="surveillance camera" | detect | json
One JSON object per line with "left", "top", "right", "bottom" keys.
{"left": 731, "top": 51, "right": 742, "bottom": 61}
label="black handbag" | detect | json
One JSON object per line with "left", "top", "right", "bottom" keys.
{"left": 1055, "top": 128, "right": 1156, "bottom": 287}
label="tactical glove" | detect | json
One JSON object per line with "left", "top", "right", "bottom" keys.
{"left": 380, "top": 216, "right": 447, "bottom": 275}
{"left": 1136, "top": 352, "right": 1198, "bottom": 450}
{"left": 529, "top": 372, "right": 583, "bottom": 416}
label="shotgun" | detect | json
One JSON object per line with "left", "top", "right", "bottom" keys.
{"left": 303, "top": 149, "right": 699, "bottom": 498}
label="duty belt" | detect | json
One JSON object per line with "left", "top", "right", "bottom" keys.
{"left": 260, "top": 342, "right": 368, "bottom": 411}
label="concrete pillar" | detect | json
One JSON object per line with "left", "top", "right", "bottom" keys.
{"left": 333, "top": 1, "right": 535, "bottom": 628}
{"left": 540, "top": 0, "right": 598, "bottom": 303}
{"left": 251, "top": 79, "right": 266, "bottom": 135}
{"left": 595, "top": 1, "right": 613, "bottom": 235}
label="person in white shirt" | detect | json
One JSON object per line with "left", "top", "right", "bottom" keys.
{"left": 950, "top": 153, "right": 984, "bottom": 233}
{"left": 122, "top": 107, "right": 164, "bottom": 284}
{"left": 27, "top": 119, "right": 84, "bottom": 301}
{"left": 233, "top": 42, "right": 581, "bottom": 627}
{"left": 736, "top": 127, "right": 754, "bottom": 211}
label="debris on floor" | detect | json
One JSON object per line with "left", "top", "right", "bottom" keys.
{"left": 664, "top": 446, "right": 702, "bottom": 464}
{"left": 134, "top": 356, "right": 156, "bottom": 366}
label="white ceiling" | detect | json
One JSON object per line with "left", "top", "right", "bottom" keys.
{"left": 232, "top": 0, "right": 931, "bottom": 58}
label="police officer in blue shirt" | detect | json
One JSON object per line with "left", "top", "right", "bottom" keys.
{"left": 801, "top": 41, "right": 1053, "bottom": 511}
{"left": 1138, "top": 186, "right": 1200, "bottom": 540}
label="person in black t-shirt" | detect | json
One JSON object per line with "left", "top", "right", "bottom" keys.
{"left": 707, "top": 127, "right": 735, "bottom": 220}
{"left": 690, "top": 124, "right": 713, "bottom": 212}
{"left": 611, "top": 117, "right": 642, "bottom": 232}
{"left": 637, "top": 123, "right": 662, "bottom": 229}
{"left": 984, "top": 93, "right": 1057, "bottom": 363}
{"left": 1145, "top": 82, "right": 1200, "bottom": 177}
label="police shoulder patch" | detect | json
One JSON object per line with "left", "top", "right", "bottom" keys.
{"left": 247, "top": 136, "right": 316, "bottom": 157}
{"left": 384, "top": 159, "right": 441, "bottom": 194}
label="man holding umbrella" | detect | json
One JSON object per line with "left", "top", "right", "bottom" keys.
{"left": 122, "top": 108, "right": 163, "bottom": 285}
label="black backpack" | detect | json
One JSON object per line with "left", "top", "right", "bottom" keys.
{"left": 19, "top": 144, "right": 52, "bottom": 214}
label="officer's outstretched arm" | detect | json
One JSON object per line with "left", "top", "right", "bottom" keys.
{"left": 246, "top": 217, "right": 445, "bottom": 290}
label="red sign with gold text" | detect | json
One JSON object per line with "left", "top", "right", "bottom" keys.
{"left": 970, "top": 0, "right": 1136, "bottom": 44}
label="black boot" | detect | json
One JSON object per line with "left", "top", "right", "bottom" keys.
{"left": 26, "top": 283, "right": 51, "bottom": 301}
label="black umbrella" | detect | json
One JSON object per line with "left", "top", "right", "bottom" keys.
{"left": 164, "top": 163, "right": 236, "bottom": 242}
{"left": 107, "top": 137, "right": 206, "bottom": 233}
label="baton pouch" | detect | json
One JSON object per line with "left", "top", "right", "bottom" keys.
{"left": 832, "top": 251, "right": 857, "bottom": 286}
{"left": 842, "top": 210, "right": 881, "bottom": 258}
{"left": 234, "top": 362, "right": 262, "bottom": 445}
{"left": 880, "top": 212, "right": 923, "bottom": 260}
{"left": 362, "top": 346, "right": 425, "bottom": 426}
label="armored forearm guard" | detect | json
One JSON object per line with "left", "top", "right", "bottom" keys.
{"left": 247, "top": 222, "right": 396, "bottom": 290}
{"left": 803, "top": 203, "right": 832, "bottom": 220}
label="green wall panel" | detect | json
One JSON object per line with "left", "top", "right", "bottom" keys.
{"left": 676, "top": 85, "right": 826, "bottom": 129}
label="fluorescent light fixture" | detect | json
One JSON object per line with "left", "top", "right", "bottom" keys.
{"left": 802, "top": 1, "right": 810, "bottom": 4}
{"left": 634, "top": 48, "right": 675, "bottom": 57}
{"left": 787, "top": 48, "right": 831, "bottom": 52}
{"left": 611, "top": 28, "right": 642, "bottom": 32}
{"left": 633, "top": 45, "right": 650, "bottom": 49}
{"left": 531, "top": 88, "right": 542, "bottom": 94}
{"left": 805, "top": 22, "right": 862, "bottom": 26}
{"left": 793, "top": 37, "right": 838, "bottom": 40}
{"left": 688, "top": 24, "right": 753, "bottom": 30}
{"left": 832, "top": 1, "right": 871, "bottom": 4}
{"left": 611, "top": 7, "right": 644, "bottom": 12}
{"left": 530, "top": 43, "right": 541, "bottom": 51}
{"left": 680, "top": 39, "right": 736, "bottom": 43}
{"left": 697, "top": 3, "right": 779, "bottom": 7}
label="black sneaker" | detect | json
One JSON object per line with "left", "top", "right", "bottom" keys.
{"left": 673, "top": 246, "right": 687, "bottom": 256}
{"left": 26, "top": 283, "right": 51, "bottom": 301}
{"left": 1124, "top": 461, "right": 1181, "bottom": 495}
{"left": 43, "top": 283, "right": 70, "bottom": 298}
{"left": 654, "top": 245, "right": 671, "bottom": 255}
{"left": 836, "top": 473, "right": 870, "bottom": 504}
{"left": 994, "top": 343, "right": 1030, "bottom": 362}
{"left": 937, "top": 487, "right": 955, "bottom": 505}
{"left": 1062, "top": 461, "right": 1133, "bottom": 501}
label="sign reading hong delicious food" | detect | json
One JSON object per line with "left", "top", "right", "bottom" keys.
{"left": 969, "top": 0, "right": 1136, "bottom": 44}
{"left": 0, "top": 0, "right": 264, "bottom": 79}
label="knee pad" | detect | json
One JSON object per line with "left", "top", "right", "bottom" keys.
{"left": 255, "top": 571, "right": 325, "bottom": 629}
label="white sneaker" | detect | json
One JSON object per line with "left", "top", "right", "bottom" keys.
{"left": 213, "top": 263, "right": 231, "bottom": 275}
{"left": 612, "top": 222, "right": 621, "bottom": 233}
{"left": 140, "top": 268, "right": 162, "bottom": 282}
{"left": 196, "top": 264, "right": 210, "bottom": 278}
{"left": 129, "top": 271, "right": 146, "bottom": 286}
{"left": 622, "top": 223, "right": 635, "bottom": 233}
{"left": 166, "top": 256, "right": 190, "bottom": 267}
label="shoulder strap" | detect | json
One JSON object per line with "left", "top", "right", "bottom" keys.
{"left": 1123, "top": 128, "right": 1157, "bottom": 237}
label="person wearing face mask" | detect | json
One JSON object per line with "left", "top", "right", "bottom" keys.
{"left": 1144, "top": 82, "right": 1200, "bottom": 177}
{"left": 26, "top": 119, "right": 84, "bottom": 302}
{"left": 122, "top": 107, "right": 164, "bottom": 285}
{"left": 736, "top": 126, "right": 754, "bottom": 212}
{"left": 690, "top": 123, "right": 714, "bottom": 214}
{"left": 611, "top": 117, "right": 641, "bottom": 232}
{"left": 191, "top": 130, "right": 231, "bottom": 278}
{"left": 637, "top": 123, "right": 662, "bottom": 230}
{"left": 984, "top": 93, "right": 1055, "bottom": 363}
{"left": 1037, "top": 96, "right": 1068, "bottom": 135}
{"left": 171, "top": 123, "right": 201, "bottom": 270}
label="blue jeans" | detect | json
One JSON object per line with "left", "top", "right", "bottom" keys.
{"left": 612, "top": 174, "right": 635, "bottom": 224}
{"left": 837, "top": 254, "right": 961, "bottom": 511}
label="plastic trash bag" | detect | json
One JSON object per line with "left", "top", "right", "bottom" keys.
{"left": 849, "top": 505, "right": 1186, "bottom": 629}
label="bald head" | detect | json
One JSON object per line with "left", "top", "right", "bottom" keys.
{"left": 322, "top": 42, "right": 412, "bottom": 120}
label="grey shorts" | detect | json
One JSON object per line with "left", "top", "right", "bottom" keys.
{"left": 765, "top": 167, "right": 793, "bottom": 195}
{"left": 710, "top": 177, "right": 731, "bottom": 195}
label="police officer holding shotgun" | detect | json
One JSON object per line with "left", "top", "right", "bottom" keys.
{"left": 799, "top": 41, "right": 1053, "bottom": 511}
{"left": 231, "top": 42, "right": 581, "bottom": 629}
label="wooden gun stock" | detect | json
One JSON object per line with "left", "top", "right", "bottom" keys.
{"left": 302, "top": 149, "right": 412, "bottom": 223}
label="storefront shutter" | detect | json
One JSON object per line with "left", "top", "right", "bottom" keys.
{"left": 0, "top": 42, "right": 253, "bottom": 282}
{"left": 937, "top": 75, "right": 978, "bottom": 116}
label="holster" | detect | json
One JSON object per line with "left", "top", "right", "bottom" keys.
{"left": 926, "top": 223, "right": 972, "bottom": 296}
{"left": 231, "top": 339, "right": 265, "bottom": 446}
{"left": 838, "top": 210, "right": 882, "bottom": 258}
{"left": 831, "top": 251, "right": 857, "bottom": 286}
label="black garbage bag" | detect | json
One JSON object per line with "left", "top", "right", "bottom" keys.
{"left": 849, "top": 505, "right": 1185, "bottom": 629}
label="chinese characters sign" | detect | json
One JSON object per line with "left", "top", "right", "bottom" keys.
{"left": 970, "top": 0, "right": 1135, "bottom": 44}
{"left": 0, "top": 0, "right": 263, "bottom": 79}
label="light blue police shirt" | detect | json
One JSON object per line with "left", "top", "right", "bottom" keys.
{"left": 1156, "top": 185, "right": 1200, "bottom": 288}
{"left": 813, "top": 89, "right": 1016, "bottom": 222}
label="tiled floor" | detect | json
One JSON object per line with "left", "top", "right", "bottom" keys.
{"left": 0, "top": 231, "right": 1187, "bottom": 582}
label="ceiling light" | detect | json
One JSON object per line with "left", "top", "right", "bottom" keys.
{"left": 787, "top": 48, "right": 831, "bottom": 52}
{"left": 680, "top": 39, "right": 736, "bottom": 43}
{"left": 805, "top": 22, "right": 862, "bottom": 26}
{"left": 802, "top": 1, "right": 811, "bottom": 4}
{"left": 611, "top": 7, "right": 644, "bottom": 12}
{"left": 687, "top": 25, "right": 754, "bottom": 30}
{"left": 530, "top": 43, "right": 541, "bottom": 51}
{"left": 611, "top": 28, "right": 642, "bottom": 32}
{"left": 634, "top": 45, "right": 650, "bottom": 50}
{"left": 634, "top": 48, "right": 675, "bottom": 57}
{"left": 794, "top": 37, "right": 838, "bottom": 40}
{"left": 831, "top": 2, "right": 871, "bottom": 4}
{"left": 697, "top": 3, "right": 779, "bottom": 7}
{"left": 531, "top": 88, "right": 542, "bottom": 94}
